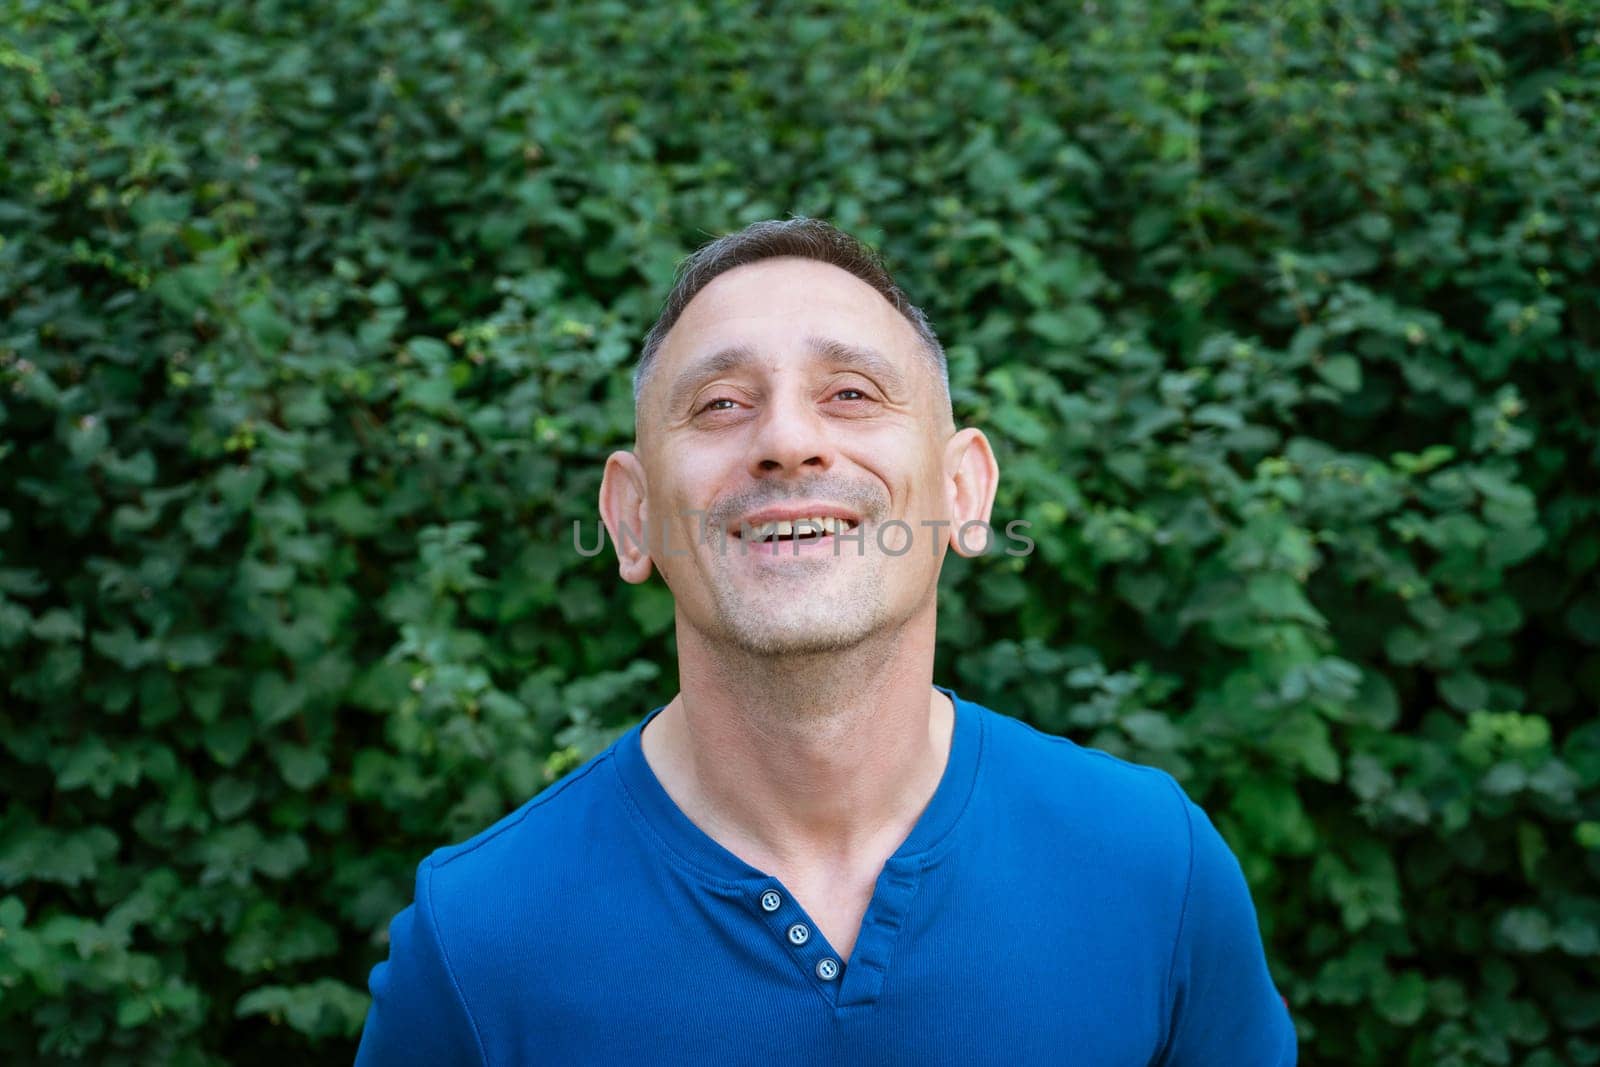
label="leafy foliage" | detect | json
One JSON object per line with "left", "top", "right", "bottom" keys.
{"left": 2, "top": 0, "right": 1598, "bottom": 1063}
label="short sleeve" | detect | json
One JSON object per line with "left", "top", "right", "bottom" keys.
{"left": 354, "top": 858, "right": 486, "bottom": 1067}
{"left": 1157, "top": 786, "right": 1297, "bottom": 1066}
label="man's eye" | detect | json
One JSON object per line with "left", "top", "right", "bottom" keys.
{"left": 833, "top": 389, "right": 867, "bottom": 401}
{"left": 700, "top": 398, "right": 737, "bottom": 413}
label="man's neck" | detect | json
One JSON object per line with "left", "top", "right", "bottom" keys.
{"left": 640, "top": 608, "right": 954, "bottom": 875}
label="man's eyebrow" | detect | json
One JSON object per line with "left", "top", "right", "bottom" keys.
{"left": 665, "top": 335, "right": 908, "bottom": 414}
{"left": 667, "top": 344, "right": 758, "bottom": 414}
{"left": 805, "top": 335, "right": 907, "bottom": 393}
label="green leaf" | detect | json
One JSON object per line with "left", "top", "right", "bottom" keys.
{"left": 1316, "top": 354, "right": 1363, "bottom": 392}
{"left": 1481, "top": 761, "right": 1528, "bottom": 795}
{"left": 275, "top": 746, "right": 330, "bottom": 791}
{"left": 1376, "top": 971, "right": 1428, "bottom": 1025}
{"left": 241, "top": 296, "right": 293, "bottom": 354}
{"left": 1439, "top": 671, "right": 1489, "bottom": 712}
{"left": 1027, "top": 305, "right": 1102, "bottom": 345}
{"left": 1246, "top": 573, "right": 1327, "bottom": 627}
{"left": 31, "top": 608, "right": 84, "bottom": 642}
{"left": 1384, "top": 627, "right": 1429, "bottom": 666}
{"left": 0, "top": 825, "right": 118, "bottom": 887}
{"left": 627, "top": 582, "right": 676, "bottom": 636}
{"left": 250, "top": 672, "right": 307, "bottom": 728}
{"left": 91, "top": 626, "right": 158, "bottom": 669}
{"left": 1120, "top": 710, "right": 1185, "bottom": 750}
{"left": 1498, "top": 908, "right": 1554, "bottom": 953}
{"left": 1272, "top": 711, "right": 1342, "bottom": 782}
{"left": 254, "top": 835, "right": 310, "bottom": 880}
{"left": 205, "top": 717, "right": 255, "bottom": 767}
{"left": 235, "top": 979, "right": 370, "bottom": 1039}
{"left": 209, "top": 777, "right": 258, "bottom": 820}
{"left": 1230, "top": 778, "right": 1317, "bottom": 856}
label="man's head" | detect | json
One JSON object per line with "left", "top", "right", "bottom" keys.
{"left": 600, "top": 217, "right": 998, "bottom": 660}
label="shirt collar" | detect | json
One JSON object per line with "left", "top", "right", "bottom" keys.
{"left": 612, "top": 683, "right": 984, "bottom": 885}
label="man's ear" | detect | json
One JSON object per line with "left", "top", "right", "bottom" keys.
{"left": 599, "top": 450, "right": 656, "bottom": 584}
{"left": 943, "top": 427, "right": 1000, "bottom": 557}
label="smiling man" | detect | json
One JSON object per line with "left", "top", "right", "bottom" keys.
{"left": 354, "top": 218, "right": 1297, "bottom": 1065}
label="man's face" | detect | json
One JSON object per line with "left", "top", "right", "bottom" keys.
{"left": 617, "top": 256, "right": 967, "bottom": 657}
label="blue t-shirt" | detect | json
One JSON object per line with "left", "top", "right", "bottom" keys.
{"left": 355, "top": 686, "right": 1297, "bottom": 1065}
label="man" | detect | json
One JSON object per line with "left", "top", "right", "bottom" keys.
{"left": 355, "top": 218, "right": 1297, "bottom": 1065}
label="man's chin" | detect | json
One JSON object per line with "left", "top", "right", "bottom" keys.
{"left": 715, "top": 613, "right": 884, "bottom": 659}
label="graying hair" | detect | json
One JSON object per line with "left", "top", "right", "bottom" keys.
{"left": 633, "top": 217, "right": 949, "bottom": 409}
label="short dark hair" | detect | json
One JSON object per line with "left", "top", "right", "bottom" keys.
{"left": 633, "top": 217, "right": 949, "bottom": 410}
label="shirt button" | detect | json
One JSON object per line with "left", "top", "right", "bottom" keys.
{"left": 816, "top": 958, "right": 840, "bottom": 981}
{"left": 760, "top": 890, "right": 782, "bottom": 912}
{"left": 787, "top": 923, "right": 810, "bottom": 945}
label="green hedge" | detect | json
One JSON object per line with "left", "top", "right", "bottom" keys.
{"left": 3, "top": 1, "right": 1598, "bottom": 1063}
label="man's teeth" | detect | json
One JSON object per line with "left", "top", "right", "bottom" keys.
{"left": 743, "top": 516, "right": 855, "bottom": 541}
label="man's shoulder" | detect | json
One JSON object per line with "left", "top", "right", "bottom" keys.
{"left": 973, "top": 701, "right": 1201, "bottom": 859}
{"left": 420, "top": 743, "right": 627, "bottom": 899}
{"left": 980, "top": 702, "right": 1189, "bottom": 800}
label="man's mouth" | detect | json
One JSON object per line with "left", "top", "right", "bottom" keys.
{"left": 737, "top": 516, "right": 861, "bottom": 544}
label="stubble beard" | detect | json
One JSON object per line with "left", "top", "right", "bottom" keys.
{"left": 704, "top": 558, "right": 891, "bottom": 658}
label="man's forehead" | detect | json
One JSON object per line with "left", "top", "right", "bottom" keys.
{"left": 664, "top": 257, "right": 916, "bottom": 352}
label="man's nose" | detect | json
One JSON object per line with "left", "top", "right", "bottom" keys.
{"left": 748, "top": 389, "right": 835, "bottom": 477}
